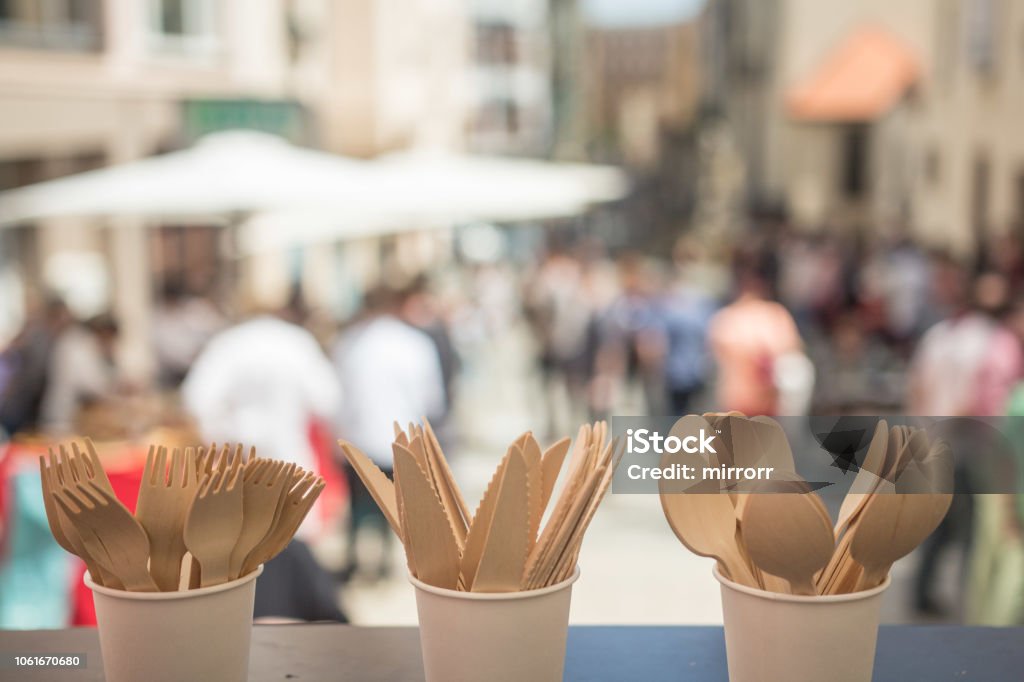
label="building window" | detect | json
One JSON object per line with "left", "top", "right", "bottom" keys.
{"left": 0, "top": 0, "right": 103, "bottom": 51}
{"left": 924, "top": 147, "right": 942, "bottom": 187}
{"left": 147, "top": 0, "right": 218, "bottom": 58}
{"left": 971, "top": 152, "right": 992, "bottom": 243}
{"left": 475, "top": 22, "right": 516, "bottom": 65}
{"left": 473, "top": 99, "right": 520, "bottom": 137}
{"left": 841, "top": 125, "right": 868, "bottom": 198}
{"left": 1014, "top": 169, "right": 1024, "bottom": 229}
{"left": 965, "top": 0, "right": 999, "bottom": 75}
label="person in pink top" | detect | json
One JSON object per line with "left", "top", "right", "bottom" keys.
{"left": 709, "top": 267, "right": 803, "bottom": 416}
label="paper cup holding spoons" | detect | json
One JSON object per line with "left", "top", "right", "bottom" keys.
{"left": 85, "top": 565, "right": 262, "bottom": 682}
{"left": 411, "top": 567, "right": 580, "bottom": 682}
{"left": 714, "top": 564, "right": 889, "bottom": 682}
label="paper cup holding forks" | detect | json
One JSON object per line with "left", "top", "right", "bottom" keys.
{"left": 411, "top": 567, "right": 579, "bottom": 682}
{"left": 85, "top": 565, "right": 262, "bottom": 682}
{"left": 714, "top": 565, "right": 889, "bottom": 682}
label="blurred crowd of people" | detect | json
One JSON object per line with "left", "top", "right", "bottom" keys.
{"left": 3, "top": 219, "right": 1024, "bottom": 625}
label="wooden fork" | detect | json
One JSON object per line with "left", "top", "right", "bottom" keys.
{"left": 135, "top": 446, "right": 198, "bottom": 590}
{"left": 241, "top": 472, "right": 324, "bottom": 575}
{"left": 184, "top": 460, "right": 245, "bottom": 587}
{"left": 228, "top": 460, "right": 295, "bottom": 579}
{"left": 39, "top": 450, "right": 122, "bottom": 589}
{"left": 52, "top": 480, "right": 157, "bottom": 592}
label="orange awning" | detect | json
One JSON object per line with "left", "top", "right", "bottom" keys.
{"left": 787, "top": 26, "right": 919, "bottom": 122}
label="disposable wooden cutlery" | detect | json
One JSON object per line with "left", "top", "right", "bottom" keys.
{"left": 40, "top": 449, "right": 122, "bottom": 589}
{"left": 738, "top": 481, "right": 834, "bottom": 595}
{"left": 659, "top": 415, "right": 758, "bottom": 587}
{"left": 41, "top": 439, "right": 324, "bottom": 593}
{"left": 848, "top": 469, "right": 953, "bottom": 590}
{"left": 228, "top": 459, "right": 296, "bottom": 580}
{"left": 135, "top": 446, "right": 197, "bottom": 591}
{"left": 184, "top": 459, "right": 244, "bottom": 587}
{"left": 660, "top": 416, "right": 954, "bottom": 598}
{"left": 394, "top": 443, "right": 461, "bottom": 589}
{"left": 52, "top": 480, "right": 158, "bottom": 592}
{"left": 241, "top": 473, "right": 325, "bottom": 577}
{"left": 341, "top": 419, "right": 616, "bottom": 593}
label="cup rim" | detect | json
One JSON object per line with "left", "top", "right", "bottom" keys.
{"left": 409, "top": 565, "right": 580, "bottom": 601}
{"left": 712, "top": 564, "right": 891, "bottom": 603}
{"left": 85, "top": 564, "right": 264, "bottom": 601}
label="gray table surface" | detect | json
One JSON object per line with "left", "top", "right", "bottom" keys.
{"left": 1, "top": 624, "right": 1022, "bottom": 681}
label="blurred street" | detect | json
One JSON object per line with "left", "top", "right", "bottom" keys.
{"left": 2, "top": 0, "right": 1023, "bottom": 632}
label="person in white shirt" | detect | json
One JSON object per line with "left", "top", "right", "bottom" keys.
{"left": 182, "top": 314, "right": 341, "bottom": 539}
{"left": 333, "top": 285, "right": 445, "bottom": 579}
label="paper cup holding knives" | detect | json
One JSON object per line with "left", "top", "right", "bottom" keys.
{"left": 85, "top": 565, "right": 262, "bottom": 682}
{"left": 411, "top": 567, "right": 579, "bottom": 682}
{"left": 714, "top": 565, "right": 889, "bottom": 682}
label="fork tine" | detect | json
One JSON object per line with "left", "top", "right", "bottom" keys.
{"left": 184, "top": 447, "right": 196, "bottom": 487}
{"left": 71, "top": 442, "right": 90, "bottom": 478}
{"left": 78, "top": 481, "right": 107, "bottom": 507}
{"left": 205, "top": 470, "right": 222, "bottom": 497}
{"left": 265, "top": 460, "right": 283, "bottom": 485}
{"left": 274, "top": 462, "right": 296, "bottom": 491}
{"left": 87, "top": 481, "right": 124, "bottom": 508}
{"left": 169, "top": 448, "right": 183, "bottom": 487}
{"left": 155, "top": 446, "right": 168, "bottom": 486}
{"left": 227, "top": 448, "right": 242, "bottom": 480}
{"left": 291, "top": 473, "right": 317, "bottom": 498}
{"left": 60, "top": 483, "right": 93, "bottom": 511}
{"left": 47, "top": 448, "right": 61, "bottom": 484}
{"left": 201, "top": 444, "right": 213, "bottom": 472}
{"left": 196, "top": 472, "right": 212, "bottom": 498}
{"left": 143, "top": 445, "right": 156, "bottom": 486}
{"left": 59, "top": 444, "right": 78, "bottom": 482}
{"left": 245, "top": 459, "right": 266, "bottom": 483}
{"left": 58, "top": 445, "right": 78, "bottom": 483}
{"left": 52, "top": 488, "right": 81, "bottom": 516}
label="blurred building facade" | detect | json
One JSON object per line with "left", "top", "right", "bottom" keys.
{"left": 0, "top": 0, "right": 584, "bottom": 354}
{"left": 585, "top": 21, "right": 700, "bottom": 167}
{"left": 701, "top": 0, "right": 1024, "bottom": 256}
{"left": 466, "top": 0, "right": 553, "bottom": 155}
{"left": 0, "top": 0, "right": 311, "bottom": 357}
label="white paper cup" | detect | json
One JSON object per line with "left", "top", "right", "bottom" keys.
{"left": 411, "top": 567, "right": 579, "bottom": 682}
{"left": 85, "top": 565, "right": 263, "bottom": 682}
{"left": 714, "top": 565, "right": 890, "bottom": 682}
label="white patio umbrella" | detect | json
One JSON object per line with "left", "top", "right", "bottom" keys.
{"left": 369, "top": 149, "right": 627, "bottom": 223}
{"left": 0, "top": 130, "right": 375, "bottom": 225}
{"left": 240, "top": 149, "right": 629, "bottom": 252}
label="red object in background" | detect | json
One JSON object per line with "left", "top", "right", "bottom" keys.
{"left": 71, "top": 452, "right": 145, "bottom": 626}
{"left": 309, "top": 419, "right": 348, "bottom": 533}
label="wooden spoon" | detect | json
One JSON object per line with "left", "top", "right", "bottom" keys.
{"left": 737, "top": 416, "right": 797, "bottom": 473}
{"left": 849, "top": 476, "right": 953, "bottom": 590}
{"left": 738, "top": 481, "right": 834, "bottom": 595}
{"left": 659, "top": 416, "right": 758, "bottom": 586}
{"left": 834, "top": 420, "right": 890, "bottom": 538}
